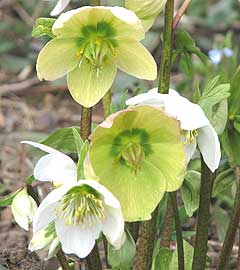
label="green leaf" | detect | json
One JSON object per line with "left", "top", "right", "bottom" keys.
{"left": 108, "top": 230, "right": 136, "bottom": 270}
{"left": 212, "top": 168, "right": 234, "bottom": 197}
{"left": 229, "top": 66, "right": 240, "bottom": 116}
{"left": 32, "top": 17, "right": 56, "bottom": 38}
{"left": 179, "top": 53, "right": 194, "bottom": 78}
{"left": 26, "top": 175, "right": 35, "bottom": 185}
{"left": 73, "top": 128, "right": 84, "bottom": 157}
{"left": 151, "top": 248, "right": 172, "bottom": 270}
{"left": 169, "top": 240, "right": 194, "bottom": 270}
{"left": 234, "top": 120, "right": 240, "bottom": 134}
{"left": 212, "top": 205, "right": 229, "bottom": 242}
{"left": 40, "top": 127, "right": 81, "bottom": 153}
{"left": 77, "top": 140, "right": 89, "bottom": 180}
{"left": 181, "top": 171, "right": 201, "bottom": 217}
{"left": 0, "top": 189, "right": 22, "bottom": 207}
{"left": 211, "top": 100, "right": 228, "bottom": 135}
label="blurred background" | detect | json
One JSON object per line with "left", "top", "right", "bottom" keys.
{"left": 0, "top": 0, "right": 240, "bottom": 269}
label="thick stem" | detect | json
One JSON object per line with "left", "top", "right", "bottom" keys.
{"left": 102, "top": 91, "right": 112, "bottom": 118}
{"left": 173, "top": 0, "right": 192, "bottom": 30}
{"left": 135, "top": 208, "right": 158, "bottom": 270}
{"left": 57, "top": 249, "right": 71, "bottom": 270}
{"left": 192, "top": 157, "right": 214, "bottom": 270}
{"left": 170, "top": 192, "right": 184, "bottom": 270}
{"left": 160, "top": 195, "right": 173, "bottom": 248}
{"left": 127, "top": 222, "right": 140, "bottom": 243}
{"left": 86, "top": 244, "right": 102, "bottom": 270}
{"left": 80, "top": 107, "right": 92, "bottom": 141}
{"left": 217, "top": 166, "right": 240, "bottom": 270}
{"left": 158, "top": 0, "right": 174, "bottom": 94}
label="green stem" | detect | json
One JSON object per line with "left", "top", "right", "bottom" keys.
{"left": 102, "top": 91, "right": 112, "bottom": 118}
{"left": 80, "top": 107, "right": 92, "bottom": 141}
{"left": 192, "top": 157, "right": 214, "bottom": 270}
{"left": 170, "top": 192, "right": 184, "bottom": 270}
{"left": 217, "top": 166, "right": 240, "bottom": 270}
{"left": 160, "top": 195, "right": 173, "bottom": 248}
{"left": 173, "top": 0, "right": 192, "bottom": 30}
{"left": 158, "top": 0, "right": 174, "bottom": 94}
{"left": 135, "top": 208, "right": 158, "bottom": 270}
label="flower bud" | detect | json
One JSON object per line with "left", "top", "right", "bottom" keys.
{"left": 11, "top": 189, "right": 37, "bottom": 231}
{"left": 125, "top": 0, "right": 167, "bottom": 31}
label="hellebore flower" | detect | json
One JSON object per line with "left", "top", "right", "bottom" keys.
{"left": 37, "top": 6, "right": 157, "bottom": 107}
{"left": 208, "top": 48, "right": 233, "bottom": 65}
{"left": 33, "top": 180, "right": 125, "bottom": 258}
{"left": 126, "top": 89, "right": 221, "bottom": 172}
{"left": 29, "top": 222, "right": 60, "bottom": 258}
{"left": 125, "top": 0, "right": 167, "bottom": 31}
{"left": 90, "top": 106, "right": 186, "bottom": 221}
{"left": 21, "top": 141, "right": 77, "bottom": 185}
{"left": 50, "top": 0, "right": 71, "bottom": 16}
{"left": 11, "top": 189, "right": 37, "bottom": 231}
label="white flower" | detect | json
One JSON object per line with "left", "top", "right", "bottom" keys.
{"left": 11, "top": 189, "right": 38, "bottom": 231}
{"left": 21, "top": 141, "right": 77, "bottom": 185}
{"left": 50, "top": 0, "right": 71, "bottom": 16}
{"left": 126, "top": 88, "right": 221, "bottom": 172}
{"left": 208, "top": 48, "right": 233, "bottom": 65}
{"left": 32, "top": 180, "right": 125, "bottom": 258}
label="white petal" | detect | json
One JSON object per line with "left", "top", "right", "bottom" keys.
{"left": 184, "top": 140, "right": 197, "bottom": 164}
{"left": 55, "top": 217, "right": 101, "bottom": 258}
{"left": 33, "top": 185, "right": 72, "bottom": 234}
{"left": 208, "top": 49, "right": 222, "bottom": 65}
{"left": 102, "top": 205, "right": 125, "bottom": 249}
{"left": 197, "top": 125, "right": 221, "bottom": 172}
{"left": 50, "top": 0, "right": 71, "bottom": 16}
{"left": 78, "top": 180, "right": 120, "bottom": 208}
{"left": 48, "top": 238, "right": 60, "bottom": 258}
{"left": 29, "top": 227, "right": 52, "bottom": 252}
{"left": 34, "top": 153, "right": 77, "bottom": 184}
{"left": 21, "top": 141, "right": 60, "bottom": 154}
{"left": 164, "top": 89, "right": 210, "bottom": 130}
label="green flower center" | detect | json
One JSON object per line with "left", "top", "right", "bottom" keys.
{"left": 111, "top": 128, "right": 152, "bottom": 173}
{"left": 56, "top": 185, "right": 105, "bottom": 227}
{"left": 183, "top": 130, "right": 198, "bottom": 144}
{"left": 76, "top": 21, "right": 118, "bottom": 68}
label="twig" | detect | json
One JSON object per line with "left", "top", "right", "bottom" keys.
{"left": 217, "top": 166, "right": 240, "bottom": 269}
{"left": 173, "top": 0, "right": 192, "bottom": 30}
{"left": 192, "top": 157, "right": 215, "bottom": 270}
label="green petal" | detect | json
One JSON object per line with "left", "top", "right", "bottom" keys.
{"left": 67, "top": 56, "right": 117, "bottom": 108}
{"left": 37, "top": 38, "right": 79, "bottom": 81}
{"left": 90, "top": 106, "right": 186, "bottom": 221}
{"left": 114, "top": 42, "right": 157, "bottom": 80}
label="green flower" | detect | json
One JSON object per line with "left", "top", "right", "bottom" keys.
{"left": 90, "top": 106, "right": 186, "bottom": 221}
{"left": 37, "top": 6, "right": 157, "bottom": 107}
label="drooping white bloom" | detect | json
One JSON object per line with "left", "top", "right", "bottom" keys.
{"left": 50, "top": 0, "right": 71, "bottom": 16}
{"left": 21, "top": 141, "right": 77, "bottom": 185}
{"left": 33, "top": 180, "right": 125, "bottom": 258}
{"left": 11, "top": 189, "right": 38, "bottom": 231}
{"left": 126, "top": 88, "right": 221, "bottom": 172}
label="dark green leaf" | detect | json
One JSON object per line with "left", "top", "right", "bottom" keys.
{"left": 151, "top": 248, "right": 172, "bottom": 270}
{"left": 0, "top": 189, "right": 22, "bottom": 207}
{"left": 211, "top": 100, "right": 228, "bottom": 135}
{"left": 32, "top": 17, "right": 56, "bottom": 38}
{"left": 229, "top": 66, "right": 240, "bottom": 116}
{"left": 179, "top": 53, "right": 194, "bottom": 78}
{"left": 212, "top": 168, "right": 234, "bottom": 197}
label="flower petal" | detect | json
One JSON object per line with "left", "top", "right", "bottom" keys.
{"left": 114, "top": 42, "right": 157, "bottom": 80}
{"left": 50, "top": 0, "right": 71, "bottom": 16}
{"left": 37, "top": 38, "right": 79, "bottom": 81}
{"left": 208, "top": 49, "right": 222, "bottom": 65}
{"left": 67, "top": 56, "right": 117, "bottom": 108}
{"left": 33, "top": 185, "right": 72, "bottom": 233}
{"left": 33, "top": 153, "right": 77, "bottom": 184}
{"left": 184, "top": 140, "right": 197, "bottom": 164}
{"left": 197, "top": 124, "right": 221, "bottom": 172}
{"left": 21, "top": 140, "right": 60, "bottom": 154}
{"left": 55, "top": 217, "right": 102, "bottom": 258}
{"left": 102, "top": 205, "right": 125, "bottom": 249}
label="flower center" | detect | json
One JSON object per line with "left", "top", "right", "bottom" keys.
{"left": 183, "top": 130, "right": 198, "bottom": 144}
{"left": 111, "top": 128, "right": 152, "bottom": 174}
{"left": 76, "top": 21, "right": 118, "bottom": 68}
{"left": 56, "top": 185, "right": 105, "bottom": 227}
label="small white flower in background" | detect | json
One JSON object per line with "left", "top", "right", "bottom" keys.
{"left": 49, "top": 0, "right": 71, "bottom": 16}
{"left": 21, "top": 141, "right": 77, "bottom": 185}
{"left": 32, "top": 180, "right": 125, "bottom": 258}
{"left": 11, "top": 189, "right": 38, "bottom": 231}
{"left": 208, "top": 48, "right": 233, "bottom": 65}
{"left": 126, "top": 88, "right": 221, "bottom": 172}
{"left": 29, "top": 222, "right": 60, "bottom": 259}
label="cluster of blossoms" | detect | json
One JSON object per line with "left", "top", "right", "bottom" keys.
{"left": 10, "top": 0, "right": 222, "bottom": 263}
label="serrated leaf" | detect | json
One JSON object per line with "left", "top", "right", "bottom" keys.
{"left": 108, "top": 230, "right": 136, "bottom": 270}
{"left": 169, "top": 240, "right": 194, "bottom": 270}
{"left": 40, "top": 127, "right": 81, "bottom": 153}
{"left": 212, "top": 168, "right": 234, "bottom": 197}
{"left": 151, "top": 248, "right": 172, "bottom": 270}
{"left": 0, "top": 189, "right": 22, "bottom": 207}
{"left": 32, "top": 17, "right": 56, "bottom": 38}
{"left": 182, "top": 171, "right": 201, "bottom": 217}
